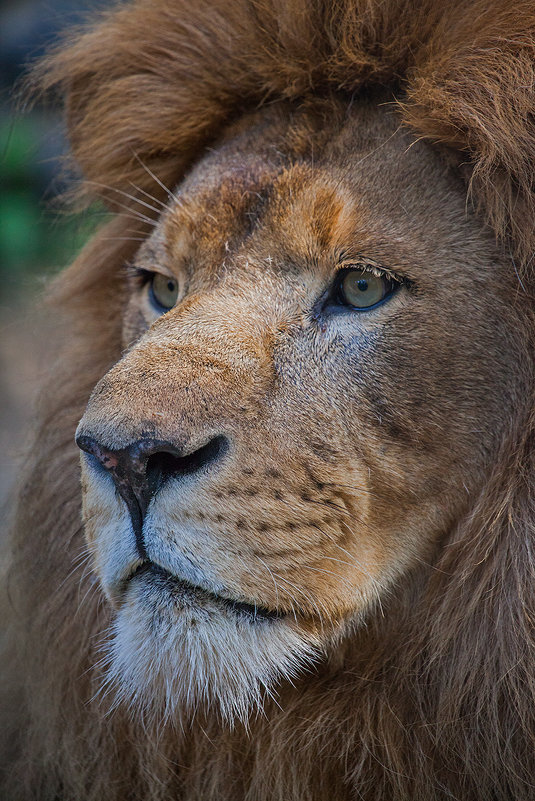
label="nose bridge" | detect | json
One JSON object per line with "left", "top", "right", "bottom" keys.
{"left": 149, "top": 284, "right": 278, "bottom": 405}
{"left": 156, "top": 272, "right": 280, "bottom": 363}
{"left": 164, "top": 299, "right": 273, "bottom": 376}
{"left": 79, "top": 286, "right": 277, "bottom": 449}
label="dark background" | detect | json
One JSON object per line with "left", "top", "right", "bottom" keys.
{"left": 1, "top": 0, "right": 109, "bottom": 506}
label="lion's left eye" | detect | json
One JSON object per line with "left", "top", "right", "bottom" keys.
{"left": 149, "top": 273, "right": 179, "bottom": 311}
{"left": 336, "top": 268, "right": 398, "bottom": 310}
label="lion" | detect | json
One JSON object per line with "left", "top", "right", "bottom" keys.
{"left": 2, "top": 0, "right": 535, "bottom": 798}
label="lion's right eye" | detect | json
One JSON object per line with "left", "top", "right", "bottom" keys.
{"left": 149, "top": 273, "right": 179, "bottom": 312}
{"left": 335, "top": 267, "right": 399, "bottom": 311}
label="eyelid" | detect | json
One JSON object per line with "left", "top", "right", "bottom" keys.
{"left": 125, "top": 263, "right": 149, "bottom": 281}
{"left": 336, "top": 261, "right": 403, "bottom": 284}
{"left": 125, "top": 263, "right": 181, "bottom": 287}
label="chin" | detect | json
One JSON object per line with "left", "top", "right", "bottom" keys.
{"left": 101, "top": 565, "right": 323, "bottom": 726}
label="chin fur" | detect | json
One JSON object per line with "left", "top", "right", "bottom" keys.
{"left": 99, "top": 577, "right": 322, "bottom": 727}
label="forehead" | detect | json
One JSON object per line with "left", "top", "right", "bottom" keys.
{"left": 144, "top": 96, "right": 496, "bottom": 281}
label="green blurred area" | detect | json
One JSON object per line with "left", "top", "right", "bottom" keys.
{"left": 0, "top": 0, "right": 113, "bottom": 507}
{"left": 1, "top": 115, "right": 100, "bottom": 297}
{"left": 0, "top": 0, "right": 114, "bottom": 300}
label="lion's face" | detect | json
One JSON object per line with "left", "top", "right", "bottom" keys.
{"left": 77, "top": 98, "right": 523, "bottom": 723}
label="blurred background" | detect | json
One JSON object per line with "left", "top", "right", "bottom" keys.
{"left": 1, "top": 0, "right": 109, "bottom": 507}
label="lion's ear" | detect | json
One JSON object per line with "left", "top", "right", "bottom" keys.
{"left": 403, "top": 2, "right": 535, "bottom": 274}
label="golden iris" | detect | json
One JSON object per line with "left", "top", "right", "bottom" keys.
{"left": 339, "top": 269, "right": 390, "bottom": 309}
{"left": 150, "top": 273, "right": 179, "bottom": 310}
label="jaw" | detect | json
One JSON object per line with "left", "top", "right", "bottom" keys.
{"left": 81, "top": 469, "right": 371, "bottom": 727}
{"left": 82, "top": 465, "right": 429, "bottom": 728}
{"left": 99, "top": 570, "right": 325, "bottom": 727}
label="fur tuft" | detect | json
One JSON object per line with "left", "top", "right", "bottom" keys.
{"left": 101, "top": 591, "right": 321, "bottom": 727}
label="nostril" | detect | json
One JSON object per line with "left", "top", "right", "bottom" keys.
{"left": 76, "top": 434, "right": 120, "bottom": 470}
{"left": 76, "top": 432, "right": 229, "bottom": 485}
{"left": 145, "top": 435, "right": 228, "bottom": 487}
{"left": 75, "top": 432, "right": 228, "bottom": 560}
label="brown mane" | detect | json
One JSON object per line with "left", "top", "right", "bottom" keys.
{"left": 2, "top": 1, "right": 535, "bottom": 799}
{"left": 33, "top": 0, "right": 535, "bottom": 270}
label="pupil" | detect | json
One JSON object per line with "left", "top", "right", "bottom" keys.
{"left": 167, "top": 280, "right": 175, "bottom": 292}
{"left": 357, "top": 279, "right": 368, "bottom": 292}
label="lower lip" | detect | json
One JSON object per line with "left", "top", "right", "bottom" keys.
{"left": 131, "top": 562, "right": 285, "bottom": 623}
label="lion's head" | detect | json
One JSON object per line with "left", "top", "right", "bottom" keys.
{"left": 3, "top": 1, "right": 535, "bottom": 799}
{"left": 75, "top": 97, "right": 525, "bottom": 725}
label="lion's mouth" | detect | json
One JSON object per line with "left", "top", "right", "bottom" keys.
{"left": 130, "top": 562, "right": 285, "bottom": 623}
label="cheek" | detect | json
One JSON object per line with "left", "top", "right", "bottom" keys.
{"left": 310, "top": 306, "right": 524, "bottom": 552}
{"left": 344, "top": 304, "right": 516, "bottom": 458}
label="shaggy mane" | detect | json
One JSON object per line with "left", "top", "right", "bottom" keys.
{"left": 2, "top": 1, "right": 535, "bottom": 799}
{"left": 33, "top": 0, "right": 535, "bottom": 272}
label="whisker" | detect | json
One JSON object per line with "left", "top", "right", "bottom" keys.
{"left": 132, "top": 152, "right": 175, "bottom": 200}
{"left": 271, "top": 570, "right": 330, "bottom": 623}
{"left": 312, "top": 523, "right": 384, "bottom": 611}
{"left": 54, "top": 547, "right": 93, "bottom": 595}
{"left": 322, "top": 555, "right": 358, "bottom": 568}
{"left": 306, "top": 497, "right": 351, "bottom": 516}
{"left": 299, "top": 563, "right": 356, "bottom": 593}
{"left": 254, "top": 555, "right": 281, "bottom": 608}
{"left": 102, "top": 198, "right": 155, "bottom": 226}
{"left": 101, "top": 236, "right": 146, "bottom": 243}
{"left": 113, "top": 212, "right": 157, "bottom": 228}
{"left": 75, "top": 578, "right": 100, "bottom": 619}
{"left": 86, "top": 180, "right": 163, "bottom": 216}
{"left": 128, "top": 181, "right": 169, "bottom": 210}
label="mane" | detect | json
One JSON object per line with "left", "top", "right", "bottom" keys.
{"left": 32, "top": 0, "right": 535, "bottom": 272}
{"left": 3, "top": 1, "right": 535, "bottom": 798}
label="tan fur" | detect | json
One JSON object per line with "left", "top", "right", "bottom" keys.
{"left": 2, "top": 2, "right": 535, "bottom": 799}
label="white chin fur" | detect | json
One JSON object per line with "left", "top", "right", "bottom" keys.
{"left": 99, "top": 577, "right": 322, "bottom": 727}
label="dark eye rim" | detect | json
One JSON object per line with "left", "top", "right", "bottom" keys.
{"left": 333, "top": 266, "right": 401, "bottom": 312}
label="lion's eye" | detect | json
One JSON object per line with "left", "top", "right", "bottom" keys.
{"left": 337, "top": 268, "right": 397, "bottom": 310}
{"left": 149, "top": 273, "right": 179, "bottom": 311}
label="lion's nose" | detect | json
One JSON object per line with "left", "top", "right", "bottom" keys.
{"left": 75, "top": 434, "right": 228, "bottom": 557}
